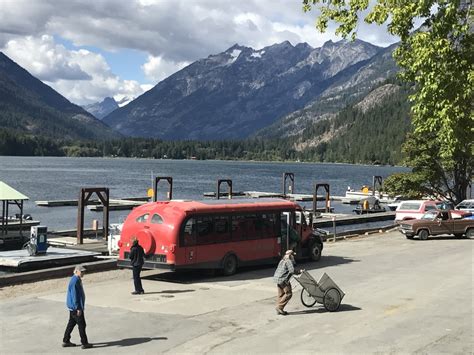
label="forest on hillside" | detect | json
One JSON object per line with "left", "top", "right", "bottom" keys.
{"left": 0, "top": 81, "right": 412, "bottom": 165}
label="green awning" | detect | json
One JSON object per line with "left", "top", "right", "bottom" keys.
{"left": 0, "top": 181, "right": 29, "bottom": 201}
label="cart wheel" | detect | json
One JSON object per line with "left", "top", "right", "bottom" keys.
{"left": 323, "top": 288, "right": 341, "bottom": 312}
{"left": 300, "top": 289, "right": 317, "bottom": 307}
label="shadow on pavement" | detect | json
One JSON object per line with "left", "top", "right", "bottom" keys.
{"left": 140, "top": 289, "right": 195, "bottom": 295}
{"left": 93, "top": 337, "right": 167, "bottom": 348}
{"left": 289, "top": 304, "right": 361, "bottom": 315}
{"left": 419, "top": 236, "right": 473, "bottom": 241}
{"left": 143, "top": 255, "right": 359, "bottom": 285}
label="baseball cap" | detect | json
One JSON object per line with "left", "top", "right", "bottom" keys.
{"left": 74, "top": 264, "right": 86, "bottom": 272}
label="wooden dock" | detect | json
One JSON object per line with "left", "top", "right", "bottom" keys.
{"left": 0, "top": 219, "right": 40, "bottom": 230}
{"left": 48, "top": 236, "right": 109, "bottom": 254}
{"left": 0, "top": 247, "right": 101, "bottom": 270}
{"left": 313, "top": 211, "right": 396, "bottom": 228}
{"left": 203, "top": 191, "right": 346, "bottom": 202}
{"left": 36, "top": 196, "right": 149, "bottom": 207}
{"left": 87, "top": 198, "right": 149, "bottom": 212}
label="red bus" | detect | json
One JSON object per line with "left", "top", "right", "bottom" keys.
{"left": 117, "top": 198, "right": 324, "bottom": 275}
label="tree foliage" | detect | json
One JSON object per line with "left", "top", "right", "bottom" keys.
{"left": 303, "top": 0, "right": 473, "bottom": 203}
{"left": 383, "top": 172, "right": 428, "bottom": 199}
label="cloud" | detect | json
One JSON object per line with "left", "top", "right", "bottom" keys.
{"left": 3, "top": 35, "right": 150, "bottom": 105}
{"left": 0, "top": 0, "right": 398, "bottom": 61}
{"left": 0, "top": 0, "right": 400, "bottom": 104}
{"left": 4, "top": 35, "right": 91, "bottom": 81}
{"left": 142, "top": 55, "right": 189, "bottom": 82}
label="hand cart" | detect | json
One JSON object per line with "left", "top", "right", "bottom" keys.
{"left": 293, "top": 270, "right": 345, "bottom": 312}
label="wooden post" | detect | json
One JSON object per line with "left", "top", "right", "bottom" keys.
{"left": 77, "top": 189, "right": 85, "bottom": 244}
{"left": 282, "top": 173, "right": 295, "bottom": 197}
{"left": 77, "top": 188, "right": 110, "bottom": 244}
{"left": 217, "top": 179, "right": 233, "bottom": 200}
{"left": 154, "top": 177, "right": 173, "bottom": 201}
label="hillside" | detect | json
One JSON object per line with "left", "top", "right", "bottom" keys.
{"left": 0, "top": 52, "right": 119, "bottom": 140}
{"left": 295, "top": 81, "right": 412, "bottom": 165}
{"left": 256, "top": 43, "right": 399, "bottom": 139}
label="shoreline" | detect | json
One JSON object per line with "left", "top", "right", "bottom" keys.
{"left": 0, "top": 155, "right": 410, "bottom": 169}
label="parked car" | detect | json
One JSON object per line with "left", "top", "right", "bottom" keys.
{"left": 395, "top": 200, "right": 440, "bottom": 221}
{"left": 455, "top": 199, "right": 474, "bottom": 213}
{"left": 398, "top": 210, "right": 474, "bottom": 240}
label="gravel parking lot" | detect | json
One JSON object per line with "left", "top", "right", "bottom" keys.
{"left": 1, "top": 230, "right": 472, "bottom": 354}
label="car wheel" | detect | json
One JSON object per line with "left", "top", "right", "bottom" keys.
{"left": 466, "top": 228, "right": 474, "bottom": 239}
{"left": 309, "top": 241, "right": 322, "bottom": 261}
{"left": 222, "top": 254, "right": 237, "bottom": 276}
{"left": 418, "top": 229, "right": 429, "bottom": 240}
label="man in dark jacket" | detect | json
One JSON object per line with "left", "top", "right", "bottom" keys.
{"left": 129, "top": 238, "right": 145, "bottom": 295}
{"left": 62, "top": 265, "right": 92, "bottom": 349}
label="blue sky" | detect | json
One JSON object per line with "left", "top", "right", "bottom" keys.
{"left": 0, "top": 0, "right": 398, "bottom": 105}
{"left": 54, "top": 35, "right": 150, "bottom": 84}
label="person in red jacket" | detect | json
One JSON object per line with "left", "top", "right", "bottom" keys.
{"left": 129, "top": 238, "right": 145, "bottom": 295}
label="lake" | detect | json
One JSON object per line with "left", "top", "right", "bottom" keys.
{"left": 0, "top": 156, "right": 409, "bottom": 230}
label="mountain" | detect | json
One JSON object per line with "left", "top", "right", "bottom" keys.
{"left": 103, "top": 39, "right": 382, "bottom": 140}
{"left": 0, "top": 52, "right": 119, "bottom": 140}
{"left": 83, "top": 97, "right": 119, "bottom": 120}
{"left": 256, "top": 43, "right": 399, "bottom": 139}
{"left": 295, "top": 80, "right": 412, "bottom": 165}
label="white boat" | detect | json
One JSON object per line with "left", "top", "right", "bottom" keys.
{"left": 345, "top": 186, "right": 397, "bottom": 203}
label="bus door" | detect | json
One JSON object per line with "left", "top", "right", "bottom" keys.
{"left": 182, "top": 218, "right": 196, "bottom": 265}
{"left": 280, "top": 212, "right": 291, "bottom": 255}
{"left": 281, "top": 211, "right": 299, "bottom": 255}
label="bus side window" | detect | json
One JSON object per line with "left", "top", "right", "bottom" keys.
{"left": 214, "top": 216, "right": 231, "bottom": 242}
{"left": 182, "top": 218, "right": 196, "bottom": 246}
{"left": 231, "top": 215, "right": 246, "bottom": 241}
{"left": 196, "top": 217, "right": 213, "bottom": 244}
{"left": 262, "top": 213, "right": 278, "bottom": 238}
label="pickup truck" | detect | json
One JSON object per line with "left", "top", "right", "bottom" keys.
{"left": 395, "top": 200, "right": 440, "bottom": 221}
{"left": 398, "top": 210, "right": 474, "bottom": 240}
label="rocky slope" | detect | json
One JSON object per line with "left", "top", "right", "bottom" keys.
{"left": 83, "top": 97, "right": 119, "bottom": 120}
{"left": 103, "top": 39, "right": 382, "bottom": 140}
{"left": 256, "top": 43, "right": 399, "bottom": 139}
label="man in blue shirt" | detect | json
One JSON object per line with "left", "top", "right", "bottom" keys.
{"left": 62, "top": 265, "right": 92, "bottom": 349}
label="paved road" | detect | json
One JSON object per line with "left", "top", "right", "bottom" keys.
{"left": 1, "top": 231, "right": 472, "bottom": 354}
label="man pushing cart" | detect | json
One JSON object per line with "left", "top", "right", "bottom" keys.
{"left": 273, "top": 250, "right": 345, "bottom": 315}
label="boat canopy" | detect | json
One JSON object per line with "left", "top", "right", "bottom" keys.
{"left": 0, "top": 181, "right": 29, "bottom": 201}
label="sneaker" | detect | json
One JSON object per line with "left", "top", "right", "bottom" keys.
{"left": 62, "top": 342, "right": 76, "bottom": 347}
{"left": 131, "top": 291, "right": 139, "bottom": 295}
{"left": 81, "top": 343, "right": 93, "bottom": 349}
{"left": 275, "top": 307, "right": 288, "bottom": 316}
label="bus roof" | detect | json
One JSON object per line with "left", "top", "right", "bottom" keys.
{"left": 149, "top": 198, "right": 300, "bottom": 214}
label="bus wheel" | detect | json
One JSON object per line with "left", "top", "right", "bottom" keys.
{"left": 309, "top": 241, "right": 322, "bottom": 262}
{"left": 222, "top": 254, "right": 237, "bottom": 276}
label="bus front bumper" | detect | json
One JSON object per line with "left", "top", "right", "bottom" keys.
{"left": 117, "top": 259, "right": 175, "bottom": 270}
